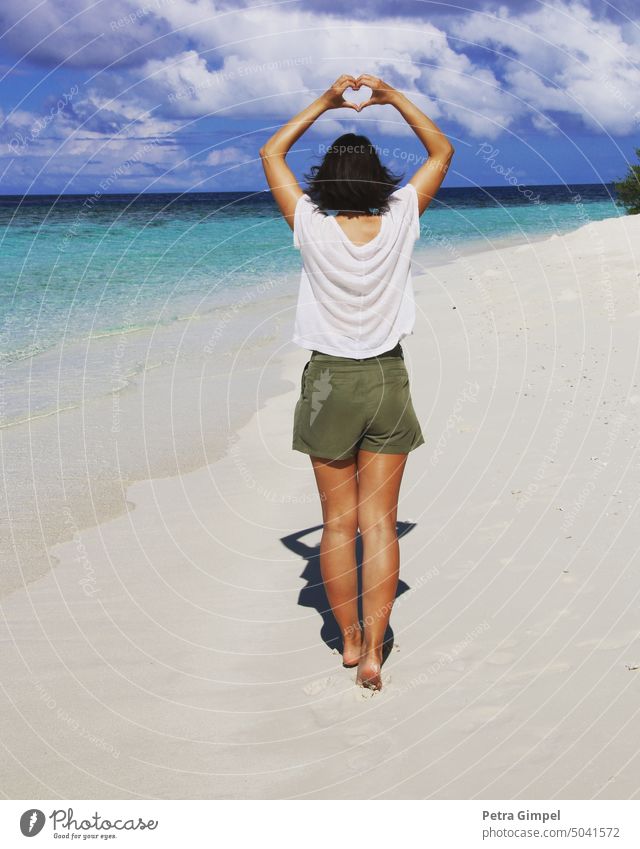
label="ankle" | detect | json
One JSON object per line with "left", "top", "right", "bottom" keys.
{"left": 361, "top": 641, "right": 382, "bottom": 661}
{"left": 343, "top": 627, "right": 362, "bottom": 645}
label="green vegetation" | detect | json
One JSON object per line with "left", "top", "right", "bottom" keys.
{"left": 614, "top": 147, "right": 640, "bottom": 215}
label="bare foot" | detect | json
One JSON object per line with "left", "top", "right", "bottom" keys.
{"left": 356, "top": 651, "right": 383, "bottom": 690}
{"left": 341, "top": 630, "right": 363, "bottom": 668}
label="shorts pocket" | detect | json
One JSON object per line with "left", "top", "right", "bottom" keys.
{"left": 382, "top": 365, "right": 410, "bottom": 387}
{"left": 299, "top": 361, "right": 311, "bottom": 399}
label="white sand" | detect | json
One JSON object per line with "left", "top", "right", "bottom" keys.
{"left": 2, "top": 213, "right": 640, "bottom": 799}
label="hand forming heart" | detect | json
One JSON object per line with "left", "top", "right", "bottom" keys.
{"left": 322, "top": 74, "right": 397, "bottom": 112}
{"left": 343, "top": 83, "right": 372, "bottom": 111}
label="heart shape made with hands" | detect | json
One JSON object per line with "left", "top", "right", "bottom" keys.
{"left": 344, "top": 84, "right": 372, "bottom": 110}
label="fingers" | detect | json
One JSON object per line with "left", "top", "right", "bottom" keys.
{"left": 336, "top": 74, "right": 359, "bottom": 92}
{"left": 356, "top": 73, "right": 380, "bottom": 89}
{"left": 356, "top": 98, "right": 374, "bottom": 110}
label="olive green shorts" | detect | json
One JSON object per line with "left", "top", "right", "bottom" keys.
{"left": 292, "top": 342, "right": 425, "bottom": 460}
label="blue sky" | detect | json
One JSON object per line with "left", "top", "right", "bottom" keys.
{"left": 0, "top": 0, "right": 639, "bottom": 194}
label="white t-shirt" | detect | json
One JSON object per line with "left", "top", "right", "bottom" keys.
{"left": 291, "top": 182, "right": 421, "bottom": 358}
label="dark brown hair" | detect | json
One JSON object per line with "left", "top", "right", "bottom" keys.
{"left": 303, "top": 133, "right": 403, "bottom": 214}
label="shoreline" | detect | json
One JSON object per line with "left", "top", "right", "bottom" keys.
{"left": 1, "top": 205, "right": 621, "bottom": 420}
{"left": 0, "top": 286, "right": 300, "bottom": 598}
{"left": 2, "top": 210, "right": 640, "bottom": 796}
{"left": 1, "top": 209, "right": 629, "bottom": 600}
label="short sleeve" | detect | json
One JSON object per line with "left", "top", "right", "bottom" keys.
{"left": 293, "top": 193, "right": 317, "bottom": 249}
{"left": 389, "top": 183, "right": 420, "bottom": 241}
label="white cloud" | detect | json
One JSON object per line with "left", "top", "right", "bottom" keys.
{"left": 1, "top": 0, "right": 639, "bottom": 191}
{"left": 205, "top": 145, "right": 245, "bottom": 165}
{"left": 135, "top": 3, "right": 511, "bottom": 139}
{"left": 0, "top": 0, "right": 181, "bottom": 67}
{"left": 0, "top": 96, "right": 186, "bottom": 193}
{"left": 451, "top": 0, "right": 640, "bottom": 135}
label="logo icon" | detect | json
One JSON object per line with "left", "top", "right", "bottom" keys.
{"left": 310, "top": 368, "right": 332, "bottom": 425}
{"left": 20, "top": 809, "right": 45, "bottom": 837}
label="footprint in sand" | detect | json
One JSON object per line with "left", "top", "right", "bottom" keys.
{"left": 485, "top": 651, "right": 518, "bottom": 666}
{"left": 495, "top": 734, "right": 559, "bottom": 767}
{"left": 482, "top": 637, "right": 522, "bottom": 667}
{"left": 478, "top": 520, "right": 511, "bottom": 535}
{"left": 306, "top": 675, "right": 368, "bottom": 728}
{"left": 302, "top": 674, "right": 336, "bottom": 697}
{"left": 345, "top": 720, "right": 395, "bottom": 771}
{"left": 444, "top": 559, "right": 476, "bottom": 581}
{"left": 556, "top": 289, "right": 579, "bottom": 302}
{"left": 468, "top": 499, "right": 503, "bottom": 514}
{"left": 454, "top": 703, "right": 515, "bottom": 733}
{"left": 575, "top": 631, "right": 640, "bottom": 651}
{"left": 505, "top": 661, "right": 572, "bottom": 683}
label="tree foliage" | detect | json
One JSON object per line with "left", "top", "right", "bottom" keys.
{"left": 614, "top": 147, "right": 640, "bottom": 215}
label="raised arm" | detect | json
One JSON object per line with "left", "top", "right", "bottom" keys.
{"left": 259, "top": 75, "right": 360, "bottom": 230}
{"left": 356, "top": 74, "right": 455, "bottom": 216}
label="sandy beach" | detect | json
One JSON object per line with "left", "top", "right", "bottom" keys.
{"left": 2, "top": 212, "right": 640, "bottom": 799}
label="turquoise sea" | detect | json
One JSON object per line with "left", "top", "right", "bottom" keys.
{"left": 0, "top": 182, "right": 625, "bottom": 594}
{"left": 0, "top": 184, "right": 621, "bottom": 367}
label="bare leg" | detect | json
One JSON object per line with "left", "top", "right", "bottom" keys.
{"left": 355, "top": 449, "right": 408, "bottom": 689}
{"left": 310, "top": 455, "right": 362, "bottom": 666}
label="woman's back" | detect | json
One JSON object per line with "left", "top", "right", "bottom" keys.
{"left": 333, "top": 211, "right": 383, "bottom": 246}
{"left": 292, "top": 183, "right": 421, "bottom": 358}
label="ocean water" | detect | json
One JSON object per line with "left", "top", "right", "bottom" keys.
{"left": 0, "top": 181, "right": 624, "bottom": 431}
{"left": 0, "top": 182, "right": 624, "bottom": 596}
{"left": 0, "top": 183, "right": 621, "bottom": 375}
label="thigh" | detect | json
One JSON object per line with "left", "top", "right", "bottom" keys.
{"left": 356, "top": 450, "right": 408, "bottom": 533}
{"left": 311, "top": 455, "right": 359, "bottom": 531}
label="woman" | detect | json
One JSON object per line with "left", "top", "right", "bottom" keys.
{"left": 260, "top": 74, "right": 455, "bottom": 690}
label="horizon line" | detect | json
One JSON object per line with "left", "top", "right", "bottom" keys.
{"left": 0, "top": 181, "right": 617, "bottom": 199}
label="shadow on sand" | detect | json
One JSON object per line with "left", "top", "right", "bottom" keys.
{"left": 280, "top": 521, "right": 415, "bottom": 667}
